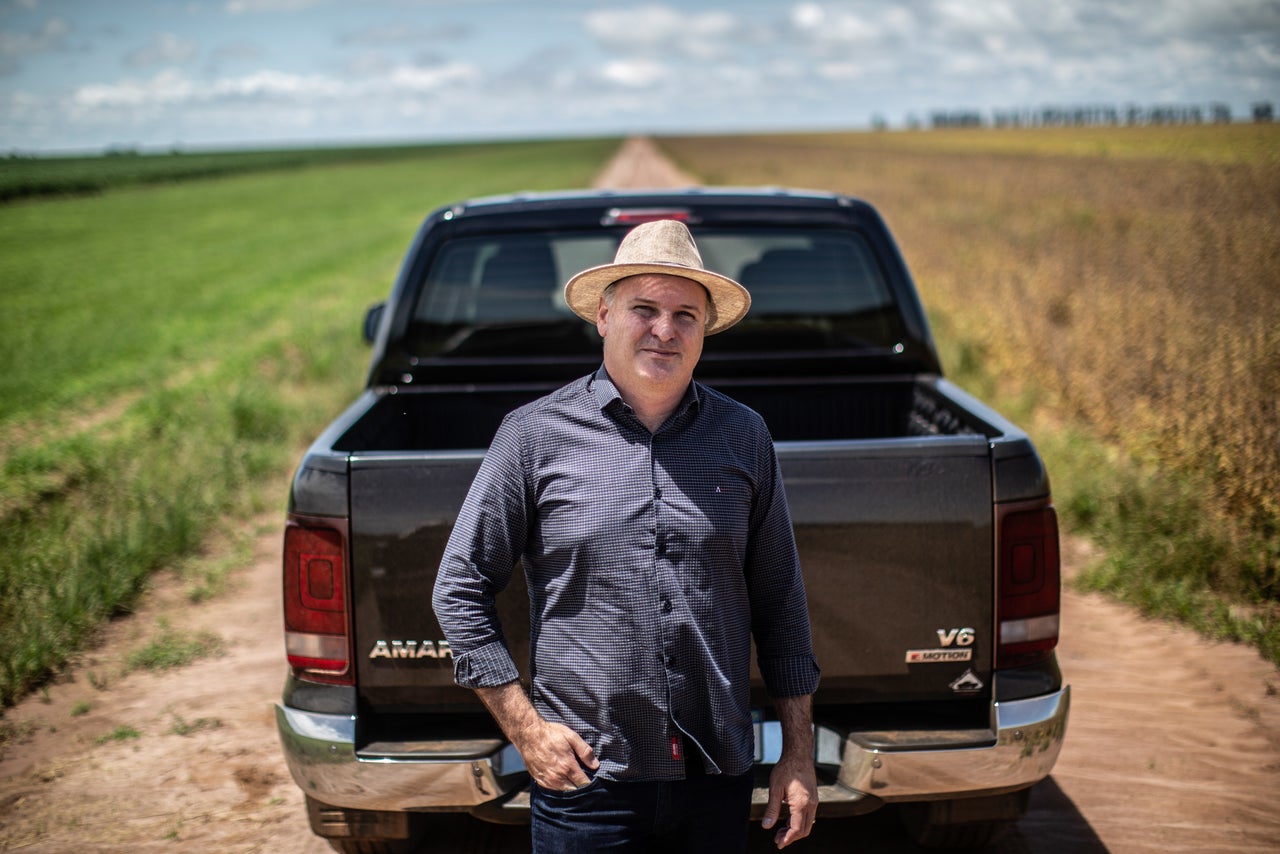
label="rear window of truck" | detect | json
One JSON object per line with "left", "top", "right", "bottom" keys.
{"left": 407, "top": 228, "right": 907, "bottom": 358}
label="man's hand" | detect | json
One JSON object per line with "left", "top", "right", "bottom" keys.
{"left": 474, "top": 682, "right": 598, "bottom": 791}
{"left": 762, "top": 753, "right": 818, "bottom": 848}
{"left": 515, "top": 717, "right": 599, "bottom": 791}
{"left": 761, "top": 693, "right": 818, "bottom": 848}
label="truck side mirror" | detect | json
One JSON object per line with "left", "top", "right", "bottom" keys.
{"left": 362, "top": 302, "right": 386, "bottom": 345}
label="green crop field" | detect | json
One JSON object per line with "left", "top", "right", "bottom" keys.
{"left": 0, "top": 138, "right": 618, "bottom": 705}
{"left": 0, "top": 142, "right": 504, "bottom": 202}
{"left": 658, "top": 125, "right": 1280, "bottom": 662}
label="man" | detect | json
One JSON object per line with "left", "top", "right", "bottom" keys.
{"left": 432, "top": 220, "right": 821, "bottom": 851}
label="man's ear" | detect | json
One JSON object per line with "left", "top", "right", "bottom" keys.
{"left": 595, "top": 297, "right": 609, "bottom": 337}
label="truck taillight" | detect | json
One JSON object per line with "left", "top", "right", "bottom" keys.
{"left": 283, "top": 514, "right": 353, "bottom": 685}
{"left": 603, "top": 207, "right": 693, "bottom": 225}
{"left": 996, "top": 500, "right": 1060, "bottom": 670}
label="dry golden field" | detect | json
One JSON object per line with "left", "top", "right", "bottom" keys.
{"left": 661, "top": 126, "right": 1279, "bottom": 625}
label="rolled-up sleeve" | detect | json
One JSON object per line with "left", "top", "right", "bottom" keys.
{"left": 431, "top": 412, "right": 530, "bottom": 689}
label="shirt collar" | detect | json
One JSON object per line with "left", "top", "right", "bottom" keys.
{"left": 590, "top": 365, "right": 701, "bottom": 429}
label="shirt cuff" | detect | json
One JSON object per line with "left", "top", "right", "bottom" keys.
{"left": 452, "top": 640, "right": 521, "bottom": 688}
{"left": 759, "top": 653, "right": 821, "bottom": 698}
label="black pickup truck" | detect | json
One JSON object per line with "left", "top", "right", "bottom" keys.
{"left": 276, "top": 188, "right": 1069, "bottom": 851}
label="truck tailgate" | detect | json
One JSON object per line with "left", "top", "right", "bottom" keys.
{"left": 348, "top": 433, "right": 993, "bottom": 713}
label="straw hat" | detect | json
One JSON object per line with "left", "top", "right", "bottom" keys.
{"left": 563, "top": 220, "right": 751, "bottom": 335}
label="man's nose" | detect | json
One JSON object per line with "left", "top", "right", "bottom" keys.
{"left": 650, "top": 312, "right": 678, "bottom": 341}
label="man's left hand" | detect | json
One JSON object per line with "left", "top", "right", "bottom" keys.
{"left": 762, "top": 752, "right": 818, "bottom": 849}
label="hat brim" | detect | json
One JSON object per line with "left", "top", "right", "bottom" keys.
{"left": 563, "top": 262, "right": 751, "bottom": 336}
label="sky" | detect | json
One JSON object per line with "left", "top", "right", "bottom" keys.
{"left": 1, "top": 0, "right": 1277, "bottom": 154}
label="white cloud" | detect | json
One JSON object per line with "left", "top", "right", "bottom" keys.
{"left": 790, "top": 3, "right": 876, "bottom": 43}
{"left": 73, "top": 67, "right": 351, "bottom": 109}
{"left": 790, "top": 3, "right": 823, "bottom": 31}
{"left": 816, "top": 62, "right": 863, "bottom": 81}
{"left": 388, "top": 62, "right": 478, "bottom": 91}
{"left": 225, "top": 0, "right": 329, "bottom": 14}
{"left": 789, "top": 2, "right": 915, "bottom": 46}
{"left": 584, "top": 5, "right": 741, "bottom": 59}
{"left": 75, "top": 69, "right": 195, "bottom": 108}
{"left": 933, "top": 0, "right": 1022, "bottom": 35}
{"left": 60, "top": 57, "right": 483, "bottom": 149}
{"left": 214, "top": 68, "right": 348, "bottom": 98}
{"left": 600, "top": 58, "right": 670, "bottom": 88}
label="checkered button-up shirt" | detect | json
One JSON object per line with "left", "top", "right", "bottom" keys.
{"left": 432, "top": 368, "right": 820, "bottom": 781}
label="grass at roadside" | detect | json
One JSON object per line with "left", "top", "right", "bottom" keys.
{"left": 0, "top": 138, "right": 619, "bottom": 706}
{"left": 1044, "top": 430, "right": 1280, "bottom": 663}
{"left": 659, "top": 126, "right": 1280, "bottom": 663}
{"left": 125, "top": 619, "right": 225, "bottom": 673}
{"left": 934, "top": 320, "right": 1280, "bottom": 665}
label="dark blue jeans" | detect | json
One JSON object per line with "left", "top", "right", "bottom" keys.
{"left": 530, "top": 766, "right": 754, "bottom": 853}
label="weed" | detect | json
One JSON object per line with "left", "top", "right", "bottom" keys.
{"left": 168, "top": 711, "right": 221, "bottom": 736}
{"left": 125, "top": 619, "right": 225, "bottom": 673}
{"left": 95, "top": 725, "right": 141, "bottom": 744}
{"left": 70, "top": 700, "right": 91, "bottom": 717}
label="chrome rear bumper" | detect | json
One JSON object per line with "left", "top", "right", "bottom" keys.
{"left": 276, "top": 685, "right": 1068, "bottom": 816}
{"left": 833, "top": 686, "right": 1069, "bottom": 802}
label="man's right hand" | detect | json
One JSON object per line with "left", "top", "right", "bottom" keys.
{"left": 515, "top": 718, "right": 599, "bottom": 790}
{"left": 475, "top": 682, "right": 599, "bottom": 791}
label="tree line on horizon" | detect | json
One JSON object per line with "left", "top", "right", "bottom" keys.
{"left": 885, "top": 101, "right": 1275, "bottom": 130}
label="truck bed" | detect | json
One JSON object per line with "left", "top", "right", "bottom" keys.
{"left": 334, "top": 376, "right": 988, "bottom": 452}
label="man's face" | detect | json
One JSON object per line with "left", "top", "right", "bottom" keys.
{"left": 597, "top": 273, "right": 709, "bottom": 396}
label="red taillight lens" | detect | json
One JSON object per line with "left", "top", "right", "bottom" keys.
{"left": 603, "top": 207, "right": 693, "bottom": 225}
{"left": 283, "top": 514, "right": 352, "bottom": 684}
{"left": 996, "top": 501, "right": 1060, "bottom": 669}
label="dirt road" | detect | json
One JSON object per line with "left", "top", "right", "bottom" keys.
{"left": 2, "top": 139, "right": 1278, "bottom": 853}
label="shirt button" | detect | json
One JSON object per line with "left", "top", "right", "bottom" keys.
{"left": 654, "top": 487, "right": 662, "bottom": 500}
{"left": 662, "top": 600, "right": 673, "bottom": 614}
{"left": 665, "top": 655, "right": 675, "bottom": 667}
